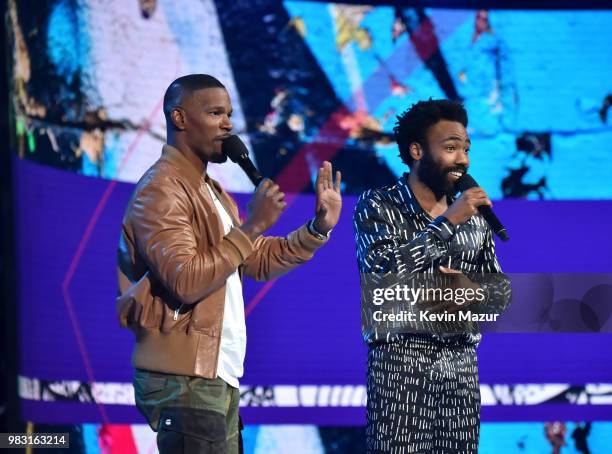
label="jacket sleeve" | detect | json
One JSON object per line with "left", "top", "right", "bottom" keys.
{"left": 353, "top": 190, "right": 456, "bottom": 275}
{"left": 242, "top": 224, "right": 327, "bottom": 281}
{"left": 131, "top": 178, "right": 255, "bottom": 304}
{"left": 468, "top": 227, "right": 512, "bottom": 314}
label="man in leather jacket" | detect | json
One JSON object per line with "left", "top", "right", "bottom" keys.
{"left": 117, "top": 74, "right": 342, "bottom": 453}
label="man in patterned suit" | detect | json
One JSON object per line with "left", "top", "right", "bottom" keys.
{"left": 354, "top": 99, "right": 511, "bottom": 453}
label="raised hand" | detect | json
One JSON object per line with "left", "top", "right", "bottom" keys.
{"left": 313, "top": 161, "right": 342, "bottom": 235}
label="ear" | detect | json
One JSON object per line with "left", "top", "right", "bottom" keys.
{"left": 409, "top": 142, "right": 423, "bottom": 163}
{"left": 170, "top": 107, "right": 187, "bottom": 131}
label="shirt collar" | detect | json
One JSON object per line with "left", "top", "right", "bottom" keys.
{"left": 397, "top": 173, "right": 457, "bottom": 215}
{"left": 161, "top": 144, "right": 222, "bottom": 192}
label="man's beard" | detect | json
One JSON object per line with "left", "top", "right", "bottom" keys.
{"left": 417, "top": 149, "right": 463, "bottom": 198}
{"left": 210, "top": 153, "right": 228, "bottom": 164}
{"left": 209, "top": 141, "right": 228, "bottom": 164}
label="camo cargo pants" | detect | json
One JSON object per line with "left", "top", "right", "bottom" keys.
{"left": 133, "top": 369, "right": 243, "bottom": 454}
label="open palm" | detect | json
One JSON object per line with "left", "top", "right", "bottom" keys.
{"left": 314, "top": 161, "right": 342, "bottom": 234}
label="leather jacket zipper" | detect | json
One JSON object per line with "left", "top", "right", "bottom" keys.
{"left": 173, "top": 304, "right": 184, "bottom": 321}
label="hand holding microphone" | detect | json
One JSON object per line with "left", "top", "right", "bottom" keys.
{"left": 222, "top": 134, "right": 343, "bottom": 241}
{"left": 444, "top": 174, "right": 509, "bottom": 241}
{"left": 444, "top": 187, "right": 492, "bottom": 226}
{"left": 241, "top": 179, "right": 287, "bottom": 241}
{"left": 222, "top": 135, "right": 285, "bottom": 240}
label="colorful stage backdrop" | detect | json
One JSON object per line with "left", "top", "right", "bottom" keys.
{"left": 7, "top": 0, "right": 612, "bottom": 451}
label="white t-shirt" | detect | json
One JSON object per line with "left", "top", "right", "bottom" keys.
{"left": 205, "top": 183, "right": 246, "bottom": 389}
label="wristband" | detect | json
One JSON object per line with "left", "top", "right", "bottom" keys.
{"left": 308, "top": 219, "right": 331, "bottom": 240}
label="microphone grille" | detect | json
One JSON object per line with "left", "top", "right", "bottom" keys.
{"left": 457, "top": 173, "right": 478, "bottom": 192}
{"left": 222, "top": 135, "right": 249, "bottom": 162}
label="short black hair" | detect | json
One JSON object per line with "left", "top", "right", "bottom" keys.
{"left": 163, "top": 74, "right": 226, "bottom": 125}
{"left": 393, "top": 99, "right": 468, "bottom": 168}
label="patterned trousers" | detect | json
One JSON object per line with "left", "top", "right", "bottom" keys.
{"left": 366, "top": 335, "right": 481, "bottom": 454}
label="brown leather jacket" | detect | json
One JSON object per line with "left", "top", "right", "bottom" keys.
{"left": 117, "top": 145, "right": 327, "bottom": 378}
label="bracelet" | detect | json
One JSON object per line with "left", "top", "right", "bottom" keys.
{"left": 308, "top": 219, "right": 331, "bottom": 240}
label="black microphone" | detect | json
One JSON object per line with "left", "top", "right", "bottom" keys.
{"left": 222, "top": 135, "right": 263, "bottom": 187}
{"left": 457, "top": 174, "right": 509, "bottom": 241}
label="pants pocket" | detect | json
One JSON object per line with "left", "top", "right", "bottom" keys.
{"left": 157, "top": 407, "right": 227, "bottom": 454}
{"left": 133, "top": 371, "right": 181, "bottom": 430}
{"left": 135, "top": 375, "right": 167, "bottom": 396}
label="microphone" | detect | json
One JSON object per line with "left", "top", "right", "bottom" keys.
{"left": 222, "top": 135, "right": 263, "bottom": 187}
{"left": 457, "top": 174, "right": 509, "bottom": 241}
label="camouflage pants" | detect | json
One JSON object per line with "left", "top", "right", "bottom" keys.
{"left": 133, "top": 369, "right": 243, "bottom": 454}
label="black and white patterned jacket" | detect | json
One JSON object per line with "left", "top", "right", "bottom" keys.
{"left": 354, "top": 174, "right": 512, "bottom": 344}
